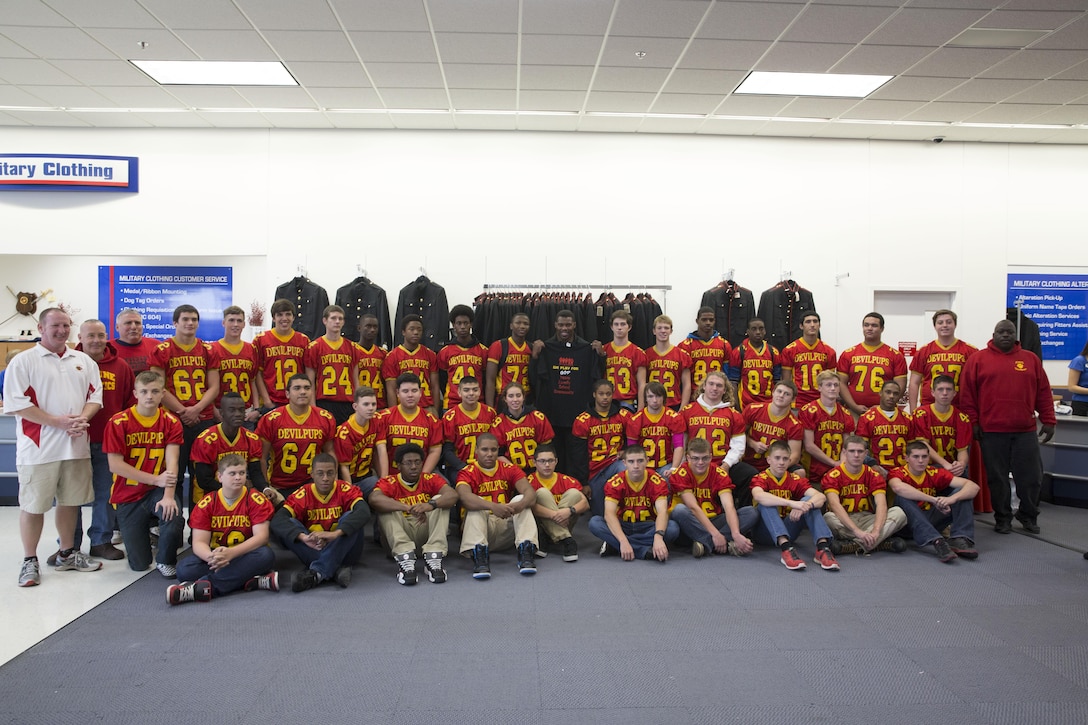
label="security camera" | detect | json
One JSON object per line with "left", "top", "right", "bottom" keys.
{"left": 932, "top": 136, "right": 945, "bottom": 144}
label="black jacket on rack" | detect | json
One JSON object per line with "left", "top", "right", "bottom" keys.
{"left": 758, "top": 280, "right": 817, "bottom": 352}
{"left": 335, "top": 276, "right": 392, "bottom": 348}
{"left": 1007, "top": 307, "right": 1043, "bottom": 360}
{"left": 701, "top": 280, "right": 756, "bottom": 348}
{"left": 274, "top": 276, "right": 329, "bottom": 340}
{"left": 395, "top": 276, "right": 449, "bottom": 352}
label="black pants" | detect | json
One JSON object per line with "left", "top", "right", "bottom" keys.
{"left": 980, "top": 430, "right": 1043, "bottom": 523}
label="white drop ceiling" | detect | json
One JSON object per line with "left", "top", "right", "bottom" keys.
{"left": 2, "top": 0, "right": 1088, "bottom": 143}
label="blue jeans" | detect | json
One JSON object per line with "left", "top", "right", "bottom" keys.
{"left": 670, "top": 504, "right": 758, "bottom": 550}
{"left": 900, "top": 489, "right": 975, "bottom": 546}
{"left": 588, "top": 516, "right": 679, "bottom": 560}
{"left": 588, "top": 459, "right": 626, "bottom": 518}
{"left": 176, "top": 546, "right": 276, "bottom": 596}
{"left": 278, "top": 513, "right": 366, "bottom": 580}
{"left": 114, "top": 487, "right": 185, "bottom": 571}
{"left": 753, "top": 499, "right": 832, "bottom": 547}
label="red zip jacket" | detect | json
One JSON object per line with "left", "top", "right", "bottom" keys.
{"left": 959, "top": 340, "right": 1055, "bottom": 432}
{"left": 76, "top": 341, "right": 136, "bottom": 444}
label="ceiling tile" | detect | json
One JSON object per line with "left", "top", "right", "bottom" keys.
{"left": 0, "top": 111, "right": 31, "bottom": 125}
{"left": 435, "top": 33, "right": 517, "bottom": 64}
{"left": 442, "top": 63, "right": 515, "bottom": 89}
{"left": 937, "top": 78, "right": 1037, "bottom": 102}
{"left": 285, "top": 62, "right": 371, "bottom": 88}
{"left": 66, "top": 110, "right": 152, "bottom": 126}
{"left": 903, "top": 101, "right": 993, "bottom": 122}
{"left": 326, "top": 111, "right": 395, "bottom": 129}
{"left": 332, "top": 0, "right": 428, "bottom": 32}
{"left": 583, "top": 91, "right": 656, "bottom": 113}
{"left": 453, "top": 113, "right": 518, "bottom": 130}
{"left": 756, "top": 42, "right": 854, "bottom": 72}
{"left": 521, "top": 0, "right": 614, "bottom": 36}
{"left": 306, "top": 87, "right": 382, "bottom": 108}
{"left": 449, "top": 88, "right": 515, "bottom": 110}
{"left": 905, "top": 47, "right": 1019, "bottom": 78}
{"left": 664, "top": 68, "right": 746, "bottom": 94}
{"left": 0, "top": 34, "right": 37, "bottom": 58}
{"left": 162, "top": 86, "right": 252, "bottom": 108}
{"left": 1054, "top": 61, "right": 1088, "bottom": 80}
{"left": 173, "top": 30, "right": 278, "bottom": 61}
{"left": 136, "top": 110, "right": 213, "bottom": 127}
{"left": 592, "top": 66, "right": 670, "bottom": 93}
{"left": 713, "top": 94, "right": 794, "bottom": 116}
{"left": 609, "top": 0, "right": 709, "bottom": 38}
{"left": 831, "top": 44, "right": 934, "bottom": 75}
{"left": 977, "top": 10, "right": 1084, "bottom": 29}
{"left": 139, "top": 0, "right": 253, "bottom": 30}
{"left": 649, "top": 93, "right": 724, "bottom": 114}
{"left": 866, "top": 8, "right": 990, "bottom": 47}
{"left": 698, "top": 117, "right": 769, "bottom": 135}
{"left": 783, "top": 4, "right": 896, "bottom": 44}
{"left": 388, "top": 111, "right": 455, "bottom": 128}
{"left": 962, "top": 103, "right": 1054, "bottom": 123}
{"left": 516, "top": 113, "right": 580, "bottom": 131}
{"left": 600, "top": 36, "right": 687, "bottom": 69}
{"left": 42, "top": 0, "right": 161, "bottom": 28}
{"left": 1034, "top": 16, "right": 1088, "bottom": 50}
{"left": 53, "top": 59, "right": 155, "bottom": 85}
{"left": 979, "top": 50, "right": 1086, "bottom": 80}
{"left": 0, "top": 83, "right": 62, "bottom": 105}
{"left": 349, "top": 32, "right": 437, "bottom": 63}
{"left": 85, "top": 29, "right": 199, "bottom": 61}
{"left": 698, "top": 2, "right": 803, "bottom": 41}
{"left": 95, "top": 86, "right": 188, "bottom": 107}
{"left": 520, "top": 65, "right": 594, "bottom": 91}
{"left": 840, "top": 99, "right": 928, "bottom": 120}
{"left": 263, "top": 31, "right": 358, "bottom": 62}
{"left": 427, "top": 0, "right": 518, "bottom": 33}
{"left": 1023, "top": 104, "right": 1088, "bottom": 124}
{"left": 194, "top": 110, "right": 272, "bottom": 127}
{"left": 778, "top": 97, "right": 863, "bottom": 118}
{"left": 521, "top": 34, "right": 604, "bottom": 66}
{"left": 518, "top": 89, "right": 586, "bottom": 111}
{"left": 263, "top": 111, "right": 333, "bottom": 128}
{"left": 16, "top": 84, "right": 114, "bottom": 107}
{"left": 577, "top": 114, "right": 644, "bottom": 132}
{"left": 869, "top": 75, "right": 964, "bottom": 101}
{"left": 4, "top": 108, "right": 89, "bottom": 125}
{"left": 0, "top": 1, "right": 70, "bottom": 26}
{"left": 364, "top": 62, "right": 445, "bottom": 88}
{"left": 235, "top": 86, "right": 320, "bottom": 108}
{"left": 1001, "top": 0, "right": 1088, "bottom": 10}
{"left": 381, "top": 87, "right": 450, "bottom": 109}
{"left": 232, "top": 0, "right": 342, "bottom": 31}
{"left": 757, "top": 119, "right": 830, "bottom": 137}
{"left": 680, "top": 39, "right": 768, "bottom": 71}
{"left": 638, "top": 116, "right": 705, "bottom": 133}
{"left": 1007, "top": 80, "right": 1088, "bottom": 103}
{"left": 1, "top": 27, "right": 113, "bottom": 59}
{"left": 0, "top": 59, "right": 79, "bottom": 85}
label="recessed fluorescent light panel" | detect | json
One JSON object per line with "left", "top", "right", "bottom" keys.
{"left": 131, "top": 60, "right": 298, "bottom": 86}
{"left": 735, "top": 71, "right": 891, "bottom": 98}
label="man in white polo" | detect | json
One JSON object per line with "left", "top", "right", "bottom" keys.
{"left": 3, "top": 308, "right": 104, "bottom": 587}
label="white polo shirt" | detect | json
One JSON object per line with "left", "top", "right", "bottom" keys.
{"left": 3, "top": 343, "right": 102, "bottom": 465}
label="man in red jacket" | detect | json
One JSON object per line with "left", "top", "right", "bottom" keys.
{"left": 959, "top": 320, "right": 1055, "bottom": 535}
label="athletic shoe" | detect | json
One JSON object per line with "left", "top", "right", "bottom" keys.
{"left": 692, "top": 541, "right": 708, "bottom": 559}
{"left": 517, "top": 541, "right": 537, "bottom": 576}
{"left": 599, "top": 542, "right": 618, "bottom": 558}
{"left": 167, "top": 580, "right": 212, "bottom": 605}
{"left": 780, "top": 547, "right": 806, "bottom": 571}
{"left": 471, "top": 544, "right": 490, "bottom": 580}
{"left": 948, "top": 537, "right": 979, "bottom": 560}
{"left": 111, "top": 530, "right": 123, "bottom": 545}
{"left": 292, "top": 569, "right": 321, "bottom": 593}
{"left": 423, "top": 552, "right": 446, "bottom": 583}
{"left": 994, "top": 520, "right": 1012, "bottom": 535}
{"left": 244, "top": 571, "right": 279, "bottom": 592}
{"left": 156, "top": 563, "right": 176, "bottom": 578}
{"left": 876, "top": 537, "right": 908, "bottom": 553}
{"left": 561, "top": 538, "right": 578, "bottom": 562}
{"left": 813, "top": 548, "right": 840, "bottom": 571}
{"left": 334, "top": 566, "right": 352, "bottom": 588}
{"left": 933, "top": 537, "right": 957, "bottom": 563}
{"left": 395, "top": 552, "right": 418, "bottom": 586}
{"left": 89, "top": 544, "right": 125, "bottom": 561}
{"left": 54, "top": 550, "right": 102, "bottom": 573}
{"left": 725, "top": 541, "right": 745, "bottom": 557}
{"left": 18, "top": 559, "right": 40, "bottom": 588}
{"left": 1016, "top": 515, "right": 1041, "bottom": 534}
{"left": 830, "top": 539, "right": 859, "bottom": 555}
{"left": 46, "top": 551, "right": 60, "bottom": 566}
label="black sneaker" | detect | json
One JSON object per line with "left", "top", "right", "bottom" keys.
{"left": 334, "top": 566, "right": 352, "bottom": 588}
{"left": 876, "top": 537, "right": 907, "bottom": 553}
{"left": 994, "top": 520, "right": 1012, "bottom": 535}
{"left": 292, "top": 569, "right": 321, "bottom": 592}
{"left": 472, "top": 544, "right": 490, "bottom": 580}
{"left": 599, "top": 542, "right": 618, "bottom": 558}
{"left": 561, "top": 537, "right": 578, "bottom": 562}
{"left": 423, "top": 551, "right": 446, "bottom": 583}
{"left": 948, "top": 537, "right": 978, "bottom": 559}
{"left": 243, "top": 571, "right": 280, "bottom": 592}
{"left": 395, "top": 552, "right": 417, "bottom": 586}
{"left": 830, "top": 539, "right": 860, "bottom": 555}
{"left": 933, "top": 537, "right": 957, "bottom": 563}
{"left": 517, "top": 541, "right": 537, "bottom": 576}
{"left": 167, "top": 580, "right": 212, "bottom": 605}
{"left": 1016, "top": 515, "right": 1040, "bottom": 534}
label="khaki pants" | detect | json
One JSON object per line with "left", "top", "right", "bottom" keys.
{"left": 534, "top": 488, "right": 586, "bottom": 542}
{"left": 379, "top": 507, "right": 450, "bottom": 556}
{"left": 459, "top": 509, "right": 538, "bottom": 554}
{"left": 824, "top": 507, "right": 908, "bottom": 547}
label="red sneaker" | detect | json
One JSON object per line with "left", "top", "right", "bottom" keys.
{"left": 814, "top": 548, "right": 840, "bottom": 571}
{"left": 780, "top": 547, "right": 806, "bottom": 571}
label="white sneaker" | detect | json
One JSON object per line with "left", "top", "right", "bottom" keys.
{"left": 156, "top": 563, "right": 177, "bottom": 578}
{"left": 54, "top": 551, "right": 102, "bottom": 573}
{"left": 18, "top": 559, "right": 41, "bottom": 587}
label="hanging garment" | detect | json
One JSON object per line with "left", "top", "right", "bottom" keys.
{"left": 701, "top": 280, "right": 756, "bottom": 348}
{"left": 274, "top": 276, "right": 329, "bottom": 340}
{"left": 757, "top": 279, "right": 817, "bottom": 351}
{"left": 395, "top": 275, "right": 450, "bottom": 352}
{"left": 335, "top": 276, "right": 392, "bottom": 348}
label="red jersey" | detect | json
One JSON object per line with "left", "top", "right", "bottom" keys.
{"left": 798, "top": 400, "right": 857, "bottom": 479}
{"left": 490, "top": 409, "right": 555, "bottom": 471}
{"left": 113, "top": 336, "right": 160, "bottom": 374}
{"left": 678, "top": 335, "right": 731, "bottom": 391}
{"left": 837, "top": 342, "right": 907, "bottom": 409}
{"left": 77, "top": 342, "right": 135, "bottom": 444}
{"left": 821, "top": 464, "right": 887, "bottom": 514}
{"left": 355, "top": 343, "right": 387, "bottom": 408}
{"left": 190, "top": 488, "right": 274, "bottom": 547}
{"left": 438, "top": 341, "right": 488, "bottom": 406}
{"left": 442, "top": 403, "right": 498, "bottom": 464}
{"left": 255, "top": 405, "right": 337, "bottom": 489}
{"left": 911, "top": 404, "right": 973, "bottom": 464}
{"left": 456, "top": 460, "right": 526, "bottom": 504}
{"left": 335, "top": 416, "right": 378, "bottom": 480}
{"left": 729, "top": 340, "right": 780, "bottom": 407}
{"left": 305, "top": 336, "right": 359, "bottom": 403}
{"left": 780, "top": 337, "right": 837, "bottom": 408}
{"left": 625, "top": 407, "right": 685, "bottom": 470}
{"left": 254, "top": 329, "right": 309, "bottom": 406}
{"left": 190, "top": 424, "right": 262, "bottom": 467}
{"left": 603, "top": 470, "right": 669, "bottom": 523}
{"left": 376, "top": 471, "right": 448, "bottom": 511}
{"left": 742, "top": 403, "right": 803, "bottom": 470}
{"left": 856, "top": 406, "right": 914, "bottom": 469}
{"left": 149, "top": 338, "right": 220, "bottom": 421}
{"left": 888, "top": 465, "right": 955, "bottom": 511}
{"left": 679, "top": 401, "right": 745, "bottom": 465}
{"left": 211, "top": 339, "right": 259, "bottom": 408}
{"left": 572, "top": 408, "right": 631, "bottom": 478}
{"left": 487, "top": 338, "right": 532, "bottom": 396}
{"left": 751, "top": 469, "right": 812, "bottom": 518}
{"left": 669, "top": 461, "right": 734, "bottom": 518}
{"left": 645, "top": 345, "right": 692, "bottom": 408}
{"left": 603, "top": 341, "right": 647, "bottom": 403}
{"left": 374, "top": 405, "right": 442, "bottom": 472}
{"left": 908, "top": 338, "right": 978, "bottom": 406}
{"left": 103, "top": 406, "right": 184, "bottom": 505}
{"left": 382, "top": 344, "right": 439, "bottom": 408}
{"left": 283, "top": 481, "right": 365, "bottom": 531}
{"left": 528, "top": 471, "right": 583, "bottom": 503}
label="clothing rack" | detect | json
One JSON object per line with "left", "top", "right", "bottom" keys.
{"left": 482, "top": 284, "right": 671, "bottom": 290}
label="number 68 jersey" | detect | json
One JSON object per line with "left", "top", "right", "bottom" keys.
{"left": 190, "top": 488, "right": 274, "bottom": 547}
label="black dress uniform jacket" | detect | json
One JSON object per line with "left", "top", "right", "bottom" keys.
{"left": 274, "top": 276, "right": 329, "bottom": 340}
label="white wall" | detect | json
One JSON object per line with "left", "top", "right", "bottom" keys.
{"left": 1, "top": 127, "right": 1083, "bottom": 383}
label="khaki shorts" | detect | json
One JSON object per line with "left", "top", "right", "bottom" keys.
{"left": 17, "top": 459, "right": 94, "bottom": 514}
